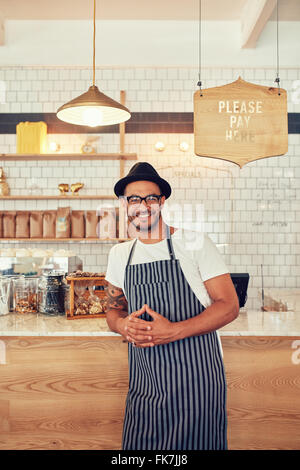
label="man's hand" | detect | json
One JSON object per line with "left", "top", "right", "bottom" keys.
{"left": 117, "top": 304, "right": 153, "bottom": 347}
{"left": 105, "top": 283, "right": 162, "bottom": 347}
{"left": 126, "top": 304, "right": 179, "bottom": 348}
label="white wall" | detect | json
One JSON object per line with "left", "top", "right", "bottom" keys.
{"left": 0, "top": 20, "right": 299, "bottom": 67}
{"left": 0, "top": 65, "right": 299, "bottom": 310}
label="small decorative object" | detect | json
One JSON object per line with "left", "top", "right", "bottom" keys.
{"left": 58, "top": 183, "right": 69, "bottom": 195}
{"left": 49, "top": 142, "right": 60, "bottom": 152}
{"left": 81, "top": 143, "right": 95, "bottom": 154}
{"left": 0, "top": 167, "right": 10, "bottom": 196}
{"left": 16, "top": 121, "right": 47, "bottom": 154}
{"left": 70, "top": 182, "right": 84, "bottom": 196}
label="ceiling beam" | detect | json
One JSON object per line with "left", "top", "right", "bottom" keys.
{"left": 241, "top": 0, "right": 277, "bottom": 49}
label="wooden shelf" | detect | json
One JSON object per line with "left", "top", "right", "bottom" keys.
{"left": 66, "top": 313, "right": 106, "bottom": 320}
{"left": 0, "top": 195, "right": 117, "bottom": 200}
{"left": 0, "top": 238, "right": 130, "bottom": 242}
{"left": 66, "top": 276, "right": 107, "bottom": 281}
{"left": 0, "top": 153, "right": 137, "bottom": 161}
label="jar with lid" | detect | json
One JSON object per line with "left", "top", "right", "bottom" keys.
{"left": 12, "top": 276, "right": 40, "bottom": 314}
{"left": 6, "top": 275, "right": 25, "bottom": 311}
{"left": 38, "top": 270, "right": 65, "bottom": 316}
{"left": 61, "top": 282, "right": 70, "bottom": 316}
{"left": 0, "top": 276, "right": 11, "bottom": 315}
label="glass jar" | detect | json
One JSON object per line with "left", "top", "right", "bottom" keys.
{"left": 62, "top": 283, "right": 70, "bottom": 316}
{"left": 6, "top": 275, "right": 25, "bottom": 311}
{"left": 12, "top": 276, "right": 40, "bottom": 314}
{"left": 38, "top": 270, "right": 65, "bottom": 316}
{"left": 0, "top": 276, "right": 11, "bottom": 315}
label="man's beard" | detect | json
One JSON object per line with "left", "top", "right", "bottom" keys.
{"left": 127, "top": 208, "right": 161, "bottom": 235}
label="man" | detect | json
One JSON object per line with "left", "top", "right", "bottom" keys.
{"left": 105, "top": 162, "right": 239, "bottom": 450}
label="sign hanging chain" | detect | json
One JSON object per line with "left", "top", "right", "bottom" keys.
{"left": 197, "top": 0, "right": 203, "bottom": 96}
{"left": 274, "top": 0, "right": 281, "bottom": 96}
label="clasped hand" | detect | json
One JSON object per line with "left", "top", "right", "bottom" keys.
{"left": 122, "top": 304, "right": 178, "bottom": 348}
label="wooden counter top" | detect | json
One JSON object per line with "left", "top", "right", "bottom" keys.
{"left": 0, "top": 309, "right": 299, "bottom": 337}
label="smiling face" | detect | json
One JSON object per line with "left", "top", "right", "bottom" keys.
{"left": 124, "top": 180, "right": 166, "bottom": 234}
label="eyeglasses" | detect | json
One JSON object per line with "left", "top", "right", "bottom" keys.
{"left": 126, "top": 194, "right": 163, "bottom": 206}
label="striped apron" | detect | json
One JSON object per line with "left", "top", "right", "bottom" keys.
{"left": 122, "top": 228, "right": 227, "bottom": 450}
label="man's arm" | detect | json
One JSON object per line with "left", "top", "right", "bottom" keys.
{"left": 105, "top": 282, "right": 153, "bottom": 345}
{"left": 174, "top": 272, "right": 240, "bottom": 340}
{"left": 105, "top": 282, "right": 129, "bottom": 336}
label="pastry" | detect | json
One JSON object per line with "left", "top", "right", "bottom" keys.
{"left": 89, "top": 303, "right": 103, "bottom": 314}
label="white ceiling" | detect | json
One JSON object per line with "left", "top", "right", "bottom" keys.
{"left": 0, "top": 0, "right": 299, "bottom": 66}
{"left": 0, "top": 0, "right": 299, "bottom": 21}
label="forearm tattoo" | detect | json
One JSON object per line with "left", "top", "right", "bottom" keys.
{"left": 106, "top": 283, "right": 128, "bottom": 312}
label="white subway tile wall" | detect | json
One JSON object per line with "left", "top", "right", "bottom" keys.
{"left": 0, "top": 66, "right": 300, "bottom": 309}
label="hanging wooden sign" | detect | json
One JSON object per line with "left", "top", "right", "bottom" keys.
{"left": 194, "top": 77, "right": 288, "bottom": 167}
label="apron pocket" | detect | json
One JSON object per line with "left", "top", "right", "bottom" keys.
{"left": 129, "top": 281, "right": 174, "bottom": 321}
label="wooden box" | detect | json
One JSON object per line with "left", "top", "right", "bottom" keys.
{"left": 65, "top": 275, "right": 108, "bottom": 320}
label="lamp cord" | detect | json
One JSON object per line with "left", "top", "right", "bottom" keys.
{"left": 274, "top": 0, "right": 281, "bottom": 95}
{"left": 197, "top": 0, "right": 203, "bottom": 96}
{"left": 93, "top": 0, "right": 96, "bottom": 87}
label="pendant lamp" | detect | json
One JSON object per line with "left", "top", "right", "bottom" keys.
{"left": 56, "top": 0, "right": 131, "bottom": 127}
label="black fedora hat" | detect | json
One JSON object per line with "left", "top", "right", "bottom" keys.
{"left": 114, "top": 162, "right": 172, "bottom": 199}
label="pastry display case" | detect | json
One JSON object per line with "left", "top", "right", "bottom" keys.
{"left": 65, "top": 271, "right": 107, "bottom": 319}
{"left": 0, "top": 249, "right": 83, "bottom": 277}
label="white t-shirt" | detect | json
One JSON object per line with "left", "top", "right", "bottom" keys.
{"left": 105, "top": 228, "right": 229, "bottom": 308}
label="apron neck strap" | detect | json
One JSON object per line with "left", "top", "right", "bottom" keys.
{"left": 166, "top": 225, "right": 176, "bottom": 261}
{"left": 126, "top": 239, "right": 137, "bottom": 267}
